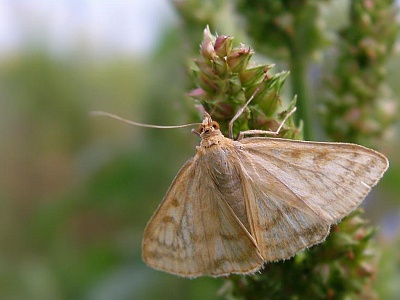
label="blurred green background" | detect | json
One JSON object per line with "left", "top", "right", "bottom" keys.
{"left": 0, "top": 1, "right": 399, "bottom": 300}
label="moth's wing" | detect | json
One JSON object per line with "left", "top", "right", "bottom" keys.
{"left": 142, "top": 157, "right": 263, "bottom": 278}
{"left": 236, "top": 138, "right": 388, "bottom": 261}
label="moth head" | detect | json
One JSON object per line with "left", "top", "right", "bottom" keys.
{"left": 196, "top": 112, "right": 221, "bottom": 138}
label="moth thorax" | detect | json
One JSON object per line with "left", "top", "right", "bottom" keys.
{"left": 200, "top": 132, "right": 224, "bottom": 148}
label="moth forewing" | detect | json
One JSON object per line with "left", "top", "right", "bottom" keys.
{"left": 237, "top": 137, "right": 388, "bottom": 223}
{"left": 142, "top": 151, "right": 264, "bottom": 278}
{"left": 235, "top": 146, "right": 329, "bottom": 261}
{"left": 232, "top": 137, "right": 388, "bottom": 261}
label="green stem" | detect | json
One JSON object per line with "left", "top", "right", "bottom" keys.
{"left": 289, "top": 47, "right": 313, "bottom": 140}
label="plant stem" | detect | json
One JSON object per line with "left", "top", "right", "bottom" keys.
{"left": 289, "top": 45, "right": 313, "bottom": 140}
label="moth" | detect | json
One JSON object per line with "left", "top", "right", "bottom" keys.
{"left": 140, "top": 111, "right": 389, "bottom": 278}
{"left": 91, "top": 108, "right": 389, "bottom": 278}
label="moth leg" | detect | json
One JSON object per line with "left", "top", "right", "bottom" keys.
{"left": 237, "top": 107, "right": 297, "bottom": 140}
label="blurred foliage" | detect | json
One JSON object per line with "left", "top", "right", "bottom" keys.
{"left": 375, "top": 235, "right": 400, "bottom": 299}
{"left": 0, "top": 1, "right": 399, "bottom": 300}
{"left": 322, "top": 0, "right": 399, "bottom": 147}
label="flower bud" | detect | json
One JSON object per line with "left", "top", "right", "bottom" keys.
{"left": 227, "top": 47, "right": 253, "bottom": 73}
{"left": 200, "top": 26, "right": 217, "bottom": 61}
{"left": 214, "top": 35, "right": 233, "bottom": 58}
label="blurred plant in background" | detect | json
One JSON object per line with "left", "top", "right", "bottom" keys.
{"left": 0, "top": 1, "right": 399, "bottom": 300}
{"left": 322, "top": 0, "right": 399, "bottom": 147}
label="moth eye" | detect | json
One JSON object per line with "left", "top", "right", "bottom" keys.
{"left": 197, "top": 125, "right": 204, "bottom": 134}
{"left": 212, "top": 121, "right": 220, "bottom": 130}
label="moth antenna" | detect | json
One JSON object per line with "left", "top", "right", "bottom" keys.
{"left": 90, "top": 111, "right": 201, "bottom": 129}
